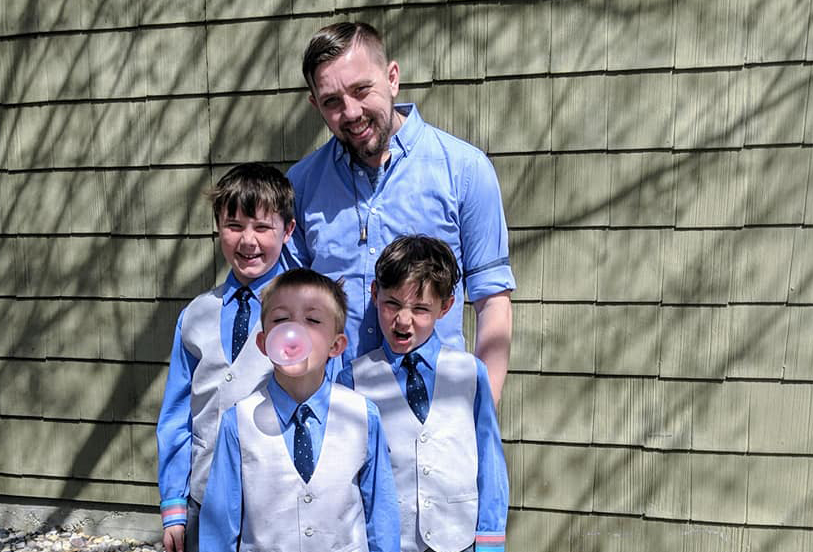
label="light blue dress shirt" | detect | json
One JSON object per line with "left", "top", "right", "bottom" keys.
{"left": 156, "top": 261, "right": 289, "bottom": 526}
{"left": 199, "top": 375, "right": 400, "bottom": 552}
{"left": 337, "top": 332, "right": 510, "bottom": 548}
{"left": 287, "top": 104, "right": 516, "bottom": 366}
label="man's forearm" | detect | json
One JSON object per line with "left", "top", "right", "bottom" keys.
{"left": 473, "top": 291, "right": 512, "bottom": 405}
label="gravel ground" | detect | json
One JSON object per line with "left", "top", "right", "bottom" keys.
{"left": 0, "top": 528, "right": 161, "bottom": 552}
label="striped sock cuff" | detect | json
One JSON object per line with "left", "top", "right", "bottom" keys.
{"left": 475, "top": 533, "right": 505, "bottom": 552}
{"left": 160, "top": 498, "right": 188, "bottom": 528}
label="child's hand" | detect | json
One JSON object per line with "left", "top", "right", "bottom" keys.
{"left": 162, "top": 525, "right": 185, "bottom": 552}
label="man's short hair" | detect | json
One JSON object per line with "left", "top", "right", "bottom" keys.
{"left": 302, "top": 21, "right": 388, "bottom": 91}
{"left": 375, "top": 235, "right": 461, "bottom": 300}
{"left": 208, "top": 163, "right": 294, "bottom": 226}
{"left": 260, "top": 268, "right": 348, "bottom": 333}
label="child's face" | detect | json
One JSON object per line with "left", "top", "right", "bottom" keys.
{"left": 372, "top": 279, "right": 454, "bottom": 355}
{"left": 218, "top": 206, "right": 295, "bottom": 285}
{"left": 256, "top": 284, "right": 347, "bottom": 382}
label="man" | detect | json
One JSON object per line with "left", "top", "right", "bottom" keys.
{"left": 287, "top": 22, "right": 515, "bottom": 404}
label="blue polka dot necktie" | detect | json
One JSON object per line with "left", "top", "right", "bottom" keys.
{"left": 293, "top": 404, "right": 315, "bottom": 482}
{"left": 403, "top": 352, "right": 430, "bottom": 424}
{"left": 231, "top": 286, "right": 251, "bottom": 362}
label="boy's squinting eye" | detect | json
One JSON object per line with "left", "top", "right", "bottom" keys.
{"left": 272, "top": 317, "right": 289, "bottom": 324}
{"left": 306, "top": 317, "right": 322, "bottom": 324}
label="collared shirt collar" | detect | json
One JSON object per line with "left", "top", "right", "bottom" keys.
{"left": 383, "top": 330, "right": 442, "bottom": 374}
{"left": 222, "top": 265, "right": 280, "bottom": 306}
{"left": 267, "top": 372, "right": 331, "bottom": 429}
{"left": 332, "top": 103, "right": 422, "bottom": 165}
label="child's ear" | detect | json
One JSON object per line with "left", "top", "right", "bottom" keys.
{"left": 371, "top": 280, "right": 378, "bottom": 303}
{"left": 256, "top": 331, "right": 267, "bottom": 356}
{"left": 438, "top": 295, "right": 455, "bottom": 318}
{"left": 282, "top": 219, "right": 296, "bottom": 243}
{"left": 328, "top": 333, "right": 348, "bottom": 358}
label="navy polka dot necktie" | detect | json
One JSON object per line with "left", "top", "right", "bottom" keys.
{"left": 231, "top": 286, "right": 251, "bottom": 362}
{"left": 403, "top": 352, "right": 430, "bottom": 424}
{"left": 293, "top": 404, "right": 315, "bottom": 483}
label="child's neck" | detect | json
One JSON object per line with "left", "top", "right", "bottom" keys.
{"left": 274, "top": 368, "right": 326, "bottom": 404}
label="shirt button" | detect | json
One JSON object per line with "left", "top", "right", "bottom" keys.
{"left": 357, "top": 170, "right": 364, "bottom": 176}
{"left": 304, "top": 527, "right": 314, "bottom": 537}
{"left": 425, "top": 531, "right": 431, "bottom": 541}
{"left": 422, "top": 466, "right": 431, "bottom": 475}
{"left": 419, "top": 433, "right": 428, "bottom": 443}
{"left": 225, "top": 373, "right": 233, "bottom": 382}
{"left": 369, "top": 247, "right": 376, "bottom": 254}
{"left": 367, "top": 327, "right": 374, "bottom": 334}
{"left": 370, "top": 207, "right": 377, "bottom": 215}
{"left": 423, "top": 499, "right": 431, "bottom": 508}
{"left": 303, "top": 494, "right": 312, "bottom": 504}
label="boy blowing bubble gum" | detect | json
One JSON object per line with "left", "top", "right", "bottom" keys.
{"left": 337, "top": 236, "right": 509, "bottom": 552}
{"left": 199, "top": 268, "right": 400, "bottom": 552}
{"left": 156, "top": 163, "right": 298, "bottom": 552}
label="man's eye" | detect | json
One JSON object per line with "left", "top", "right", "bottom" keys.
{"left": 323, "top": 97, "right": 339, "bottom": 108}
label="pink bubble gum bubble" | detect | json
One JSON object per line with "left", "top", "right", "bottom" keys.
{"left": 264, "top": 322, "right": 313, "bottom": 366}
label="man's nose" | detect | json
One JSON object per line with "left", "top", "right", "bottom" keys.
{"left": 343, "top": 96, "right": 363, "bottom": 120}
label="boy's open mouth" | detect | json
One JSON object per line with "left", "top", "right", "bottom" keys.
{"left": 393, "top": 329, "right": 411, "bottom": 340}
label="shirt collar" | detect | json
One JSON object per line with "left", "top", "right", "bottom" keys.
{"left": 332, "top": 103, "right": 422, "bottom": 165}
{"left": 222, "top": 264, "right": 281, "bottom": 305}
{"left": 383, "top": 330, "right": 441, "bottom": 374}
{"left": 267, "top": 372, "right": 332, "bottom": 428}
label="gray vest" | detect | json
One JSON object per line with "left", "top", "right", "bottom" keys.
{"left": 352, "top": 347, "right": 478, "bottom": 552}
{"left": 182, "top": 285, "right": 273, "bottom": 502}
{"left": 236, "top": 384, "right": 370, "bottom": 552}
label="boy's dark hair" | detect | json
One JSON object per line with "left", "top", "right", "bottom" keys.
{"left": 208, "top": 163, "right": 294, "bottom": 226}
{"left": 261, "top": 268, "right": 348, "bottom": 333}
{"left": 302, "top": 22, "right": 387, "bottom": 92}
{"left": 375, "top": 235, "right": 461, "bottom": 300}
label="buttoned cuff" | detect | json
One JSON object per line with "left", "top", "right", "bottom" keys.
{"left": 475, "top": 532, "right": 505, "bottom": 552}
{"left": 160, "top": 498, "right": 187, "bottom": 528}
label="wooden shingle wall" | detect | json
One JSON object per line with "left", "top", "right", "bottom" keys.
{"left": 1, "top": 0, "right": 812, "bottom": 549}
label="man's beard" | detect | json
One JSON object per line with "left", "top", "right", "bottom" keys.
{"left": 342, "top": 102, "right": 396, "bottom": 166}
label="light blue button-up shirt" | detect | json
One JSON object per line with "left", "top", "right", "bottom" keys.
{"left": 287, "top": 104, "right": 516, "bottom": 365}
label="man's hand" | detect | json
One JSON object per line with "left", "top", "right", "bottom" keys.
{"left": 163, "top": 525, "right": 185, "bottom": 552}
{"left": 473, "top": 290, "right": 513, "bottom": 406}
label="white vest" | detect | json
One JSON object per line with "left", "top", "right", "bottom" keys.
{"left": 352, "top": 347, "right": 478, "bottom": 552}
{"left": 236, "top": 384, "right": 370, "bottom": 552}
{"left": 182, "top": 285, "right": 273, "bottom": 502}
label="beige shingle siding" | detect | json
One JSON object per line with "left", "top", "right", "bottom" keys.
{"left": 2, "top": 0, "right": 813, "bottom": 549}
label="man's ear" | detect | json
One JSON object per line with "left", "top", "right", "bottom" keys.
{"left": 329, "top": 333, "right": 348, "bottom": 358}
{"left": 256, "top": 331, "right": 267, "bottom": 355}
{"left": 387, "top": 60, "right": 400, "bottom": 97}
{"left": 438, "top": 295, "right": 455, "bottom": 318}
{"left": 308, "top": 93, "right": 318, "bottom": 110}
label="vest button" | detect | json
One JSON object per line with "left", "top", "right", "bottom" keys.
{"left": 225, "top": 373, "right": 233, "bottom": 382}
{"left": 304, "top": 527, "right": 314, "bottom": 537}
{"left": 422, "top": 466, "right": 430, "bottom": 475}
{"left": 303, "top": 494, "right": 313, "bottom": 503}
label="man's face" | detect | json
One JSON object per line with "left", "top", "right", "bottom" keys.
{"left": 309, "top": 43, "right": 401, "bottom": 167}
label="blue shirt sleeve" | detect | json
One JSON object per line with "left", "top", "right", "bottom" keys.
{"left": 473, "top": 358, "right": 509, "bottom": 551}
{"left": 198, "top": 407, "right": 242, "bottom": 552}
{"left": 459, "top": 152, "right": 516, "bottom": 302}
{"left": 156, "top": 310, "right": 199, "bottom": 527}
{"left": 358, "top": 400, "right": 400, "bottom": 552}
